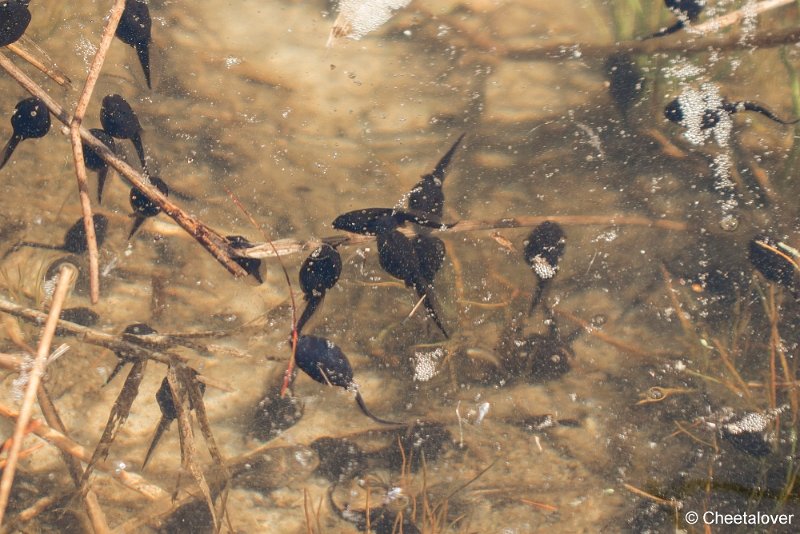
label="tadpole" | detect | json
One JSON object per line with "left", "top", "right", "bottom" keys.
{"left": 294, "top": 335, "right": 401, "bottom": 425}
{"left": 100, "top": 94, "right": 147, "bottom": 170}
{"left": 82, "top": 128, "right": 116, "bottom": 203}
{"left": 604, "top": 53, "right": 645, "bottom": 116}
{"left": 106, "top": 323, "right": 157, "bottom": 385}
{"left": 116, "top": 0, "right": 152, "bottom": 89}
{"left": 1, "top": 96, "right": 51, "bottom": 170}
{"left": 407, "top": 133, "right": 465, "bottom": 217}
{"left": 128, "top": 176, "right": 168, "bottom": 239}
{"left": 645, "top": 0, "right": 704, "bottom": 38}
{"left": 332, "top": 207, "right": 447, "bottom": 236}
{"left": 0, "top": 0, "right": 31, "bottom": 47}
{"left": 5, "top": 214, "right": 108, "bottom": 257}
{"left": 524, "top": 221, "right": 565, "bottom": 315}
{"left": 665, "top": 97, "right": 799, "bottom": 130}
{"left": 412, "top": 234, "right": 446, "bottom": 284}
{"left": 142, "top": 375, "right": 206, "bottom": 469}
{"left": 226, "top": 235, "right": 264, "bottom": 284}
{"left": 295, "top": 243, "right": 342, "bottom": 335}
{"left": 377, "top": 228, "right": 449, "bottom": 338}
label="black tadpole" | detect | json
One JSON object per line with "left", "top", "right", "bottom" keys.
{"left": 524, "top": 221, "right": 566, "bottom": 315}
{"left": 106, "top": 323, "right": 157, "bottom": 385}
{"left": 412, "top": 234, "right": 446, "bottom": 283}
{"left": 295, "top": 243, "right": 342, "bottom": 335}
{"left": 408, "top": 133, "right": 465, "bottom": 217}
{"left": 5, "top": 214, "right": 108, "bottom": 258}
{"left": 377, "top": 228, "right": 448, "bottom": 338}
{"left": 748, "top": 235, "right": 798, "bottom": 296}
{"left": 0, "top": 0, "right": 31, "bottom": 47}
{"left": 665, "top": 97, "right": 799, "bottom": 130}
{"left": 116, "top": 0, "right": 152, "bottom": 89}
{"left": 82, "top": 128, "right": 116, "bottom": 203}
{"left": 294, "top": 335, "right": 401, "bottom": 425}
{"left": 1, "top": 96, "right": 51, "bottom": 170}
{"left": 100, "top": 94, "right": 147, "bottom": 170}
{"left": 142, "top": 375, "right": 206, "bottom": 469}
{"left": 128, "top": 176, "right": 168, "bottom": 239}
{"left": 226, "top": 235, "right": 264, "bottom": 284}
{"left": 332, "top": 207, "right": 448, "bottom": 236}
{"left": 604, "top": 53, "right": 645, "bottom": 116}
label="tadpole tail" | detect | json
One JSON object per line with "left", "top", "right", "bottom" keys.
{"left": 127, "top": 215, "right": 147, "bottom": 240}
{"left": 135, "top": 41, "right": 152, "bottom": 89}
{"left": 432, "top": 132, "right": 466, "bottom": 181}
{"left": 740, "top": 101, "right": 800, "bottom": 125}
{"left": 142, "top": 416, "right": 172, "bottom": 470}
{"left": 528, "top": 281, "right": 548, "bottom": 316}
{"left": 131, "top": 132, "right": 147, "bottom": 171}
{"left": 0, "top": 135, "right": 21, "bottom": 170}
{"left": 413, "top": 280, "right": 449, "bottom": 339}
{"left": 641, "top": 20, "right": 684, "bottom": 40}
{"left": 354, "top": 391, "right": 403, "bottom": 425}
{"left": 294, "top": 294, "right": 323, "bottom": 337}
{"left": 97, "top": 167, "right": 109, "bottom": 204}
{"left": 2, "top": 240, "right": 61, "bottom": 259}
{"left": 104, "top": 360, "right": 126, "bottom": 386}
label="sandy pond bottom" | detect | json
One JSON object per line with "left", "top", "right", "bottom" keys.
{"left": 1, "top": 0, "right": 800, "bottom": 532}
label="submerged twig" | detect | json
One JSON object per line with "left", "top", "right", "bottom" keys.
{"left": 0, "top": 263, "right": 76, "bottom": 525}
{"left": 238, "top": 214, "right": 688, "bottom": 259}
{"left": 7, "top": 36, "right": 72, "bottom": 89}
{"left": 69, "top": 0, "right": 127, "bottom": 304}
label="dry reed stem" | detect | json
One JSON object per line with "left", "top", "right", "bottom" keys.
{"left": 0, "top": 52, "right": 248, "bottom": 280}
{"left": 554, "top": 309, "right": 660, "bottom": 358}
{"left": 7, "top": 38, "right": 72, "bottom": 88}
{"left": 69, "top": 0, "right": 127, "bottom": 304}
{"left": 241, "top": 214, "right": 688, "bottom": 259}
{"left": 0, "top": 263, "right": 76, "bottom": 526}
{"left": 0, "top": 403, "right": 169, "bottom": 500}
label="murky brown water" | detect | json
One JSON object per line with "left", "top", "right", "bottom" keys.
{"left": 2, "top": 0, "right": 800, "bottom": 532}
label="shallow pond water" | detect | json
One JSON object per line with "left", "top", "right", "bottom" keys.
{"left": 1, "top": 0, "right": 800, "bottom": 532}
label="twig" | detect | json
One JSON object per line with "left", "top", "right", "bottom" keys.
{"left": 0, "top": 263, "right": 76, "bottom": 525}
{"left": 240, "top": 214, "right": 688, "bottom": 259}
{"left": 504, "top": 25, "right": 800, "bottom": 61}
{"left": 7, "top": 38, "right": 72, "bottom": 88}
{"left": 69, "top": 0, "right": 127, "bottom": 304}
{"left": 0, "top": 51, "right": 248, "bottom": 280}
{"left": 0, "top": 403, "right": 168, "bottom": 500}
{"left": 691, "top": 0, "right": 795, "bottom": 34}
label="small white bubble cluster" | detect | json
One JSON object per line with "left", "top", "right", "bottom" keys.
{"left": 530, "top": 255, "right": 557, "bottom": 280}
{"left": 412, "top": 347, "right": 443, "bottom": 382}
{"left": 723, "top": 412, "right": 769, "bottom": 435}
{"left": 676, "top": 83, "right": 731, "bottom": 147}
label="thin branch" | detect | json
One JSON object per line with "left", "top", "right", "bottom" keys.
{"left": 7, "top": 37, "right": 72, "bottom": 88}
{"left": 0, "top": 263, "right": 77, "bottom": 525}
{"left": 0, "top": 403, "right": 168, "bottom": 501}
{"left": 0, "top": 51, "right": 248, "bottom": 280}
{"left": 69, "top": 0, "right": 127, "bottom": 304}
{"left": 504, "top": 25, "right": 800, "bottom": 62}
{"left": 691, "top": 0, "right": 795, "bottom": 34}
{"left": 239, "top": 214, "right": 689, "bottom": 259}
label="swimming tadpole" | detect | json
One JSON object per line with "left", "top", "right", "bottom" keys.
{"left": 294, "top": 243, "right": 342, "bottom": 336}
{"left": 82, "top": 128, "right": 116, "bottom": 204}
{"left": 100, "top": 94, "right": 148, "bottom": 171}
{"left": 407, "top": 133, "right": 465, "bottom": 217}
{"left": 294, "top": 335, "right": 401, "bottom": 425}
{"left": 0, "top": 0, "right": 31, "bottom": 48}
{"left": 377, "top": 227, "right": 449, "bottom": 338}
{"left": 523, "top": 221, "right": 566, "bottom": 315}
{"left": 128, "top": 176, "right": 169, "bottom": 239}
{"left": 116, "top": 0, "right": 153, "bottom": 89}
{"left": 4, "top": 214, "right": 108, "bottom": 258}
{"left": 0, "top": 96, "right": 51, "bottom": 170}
